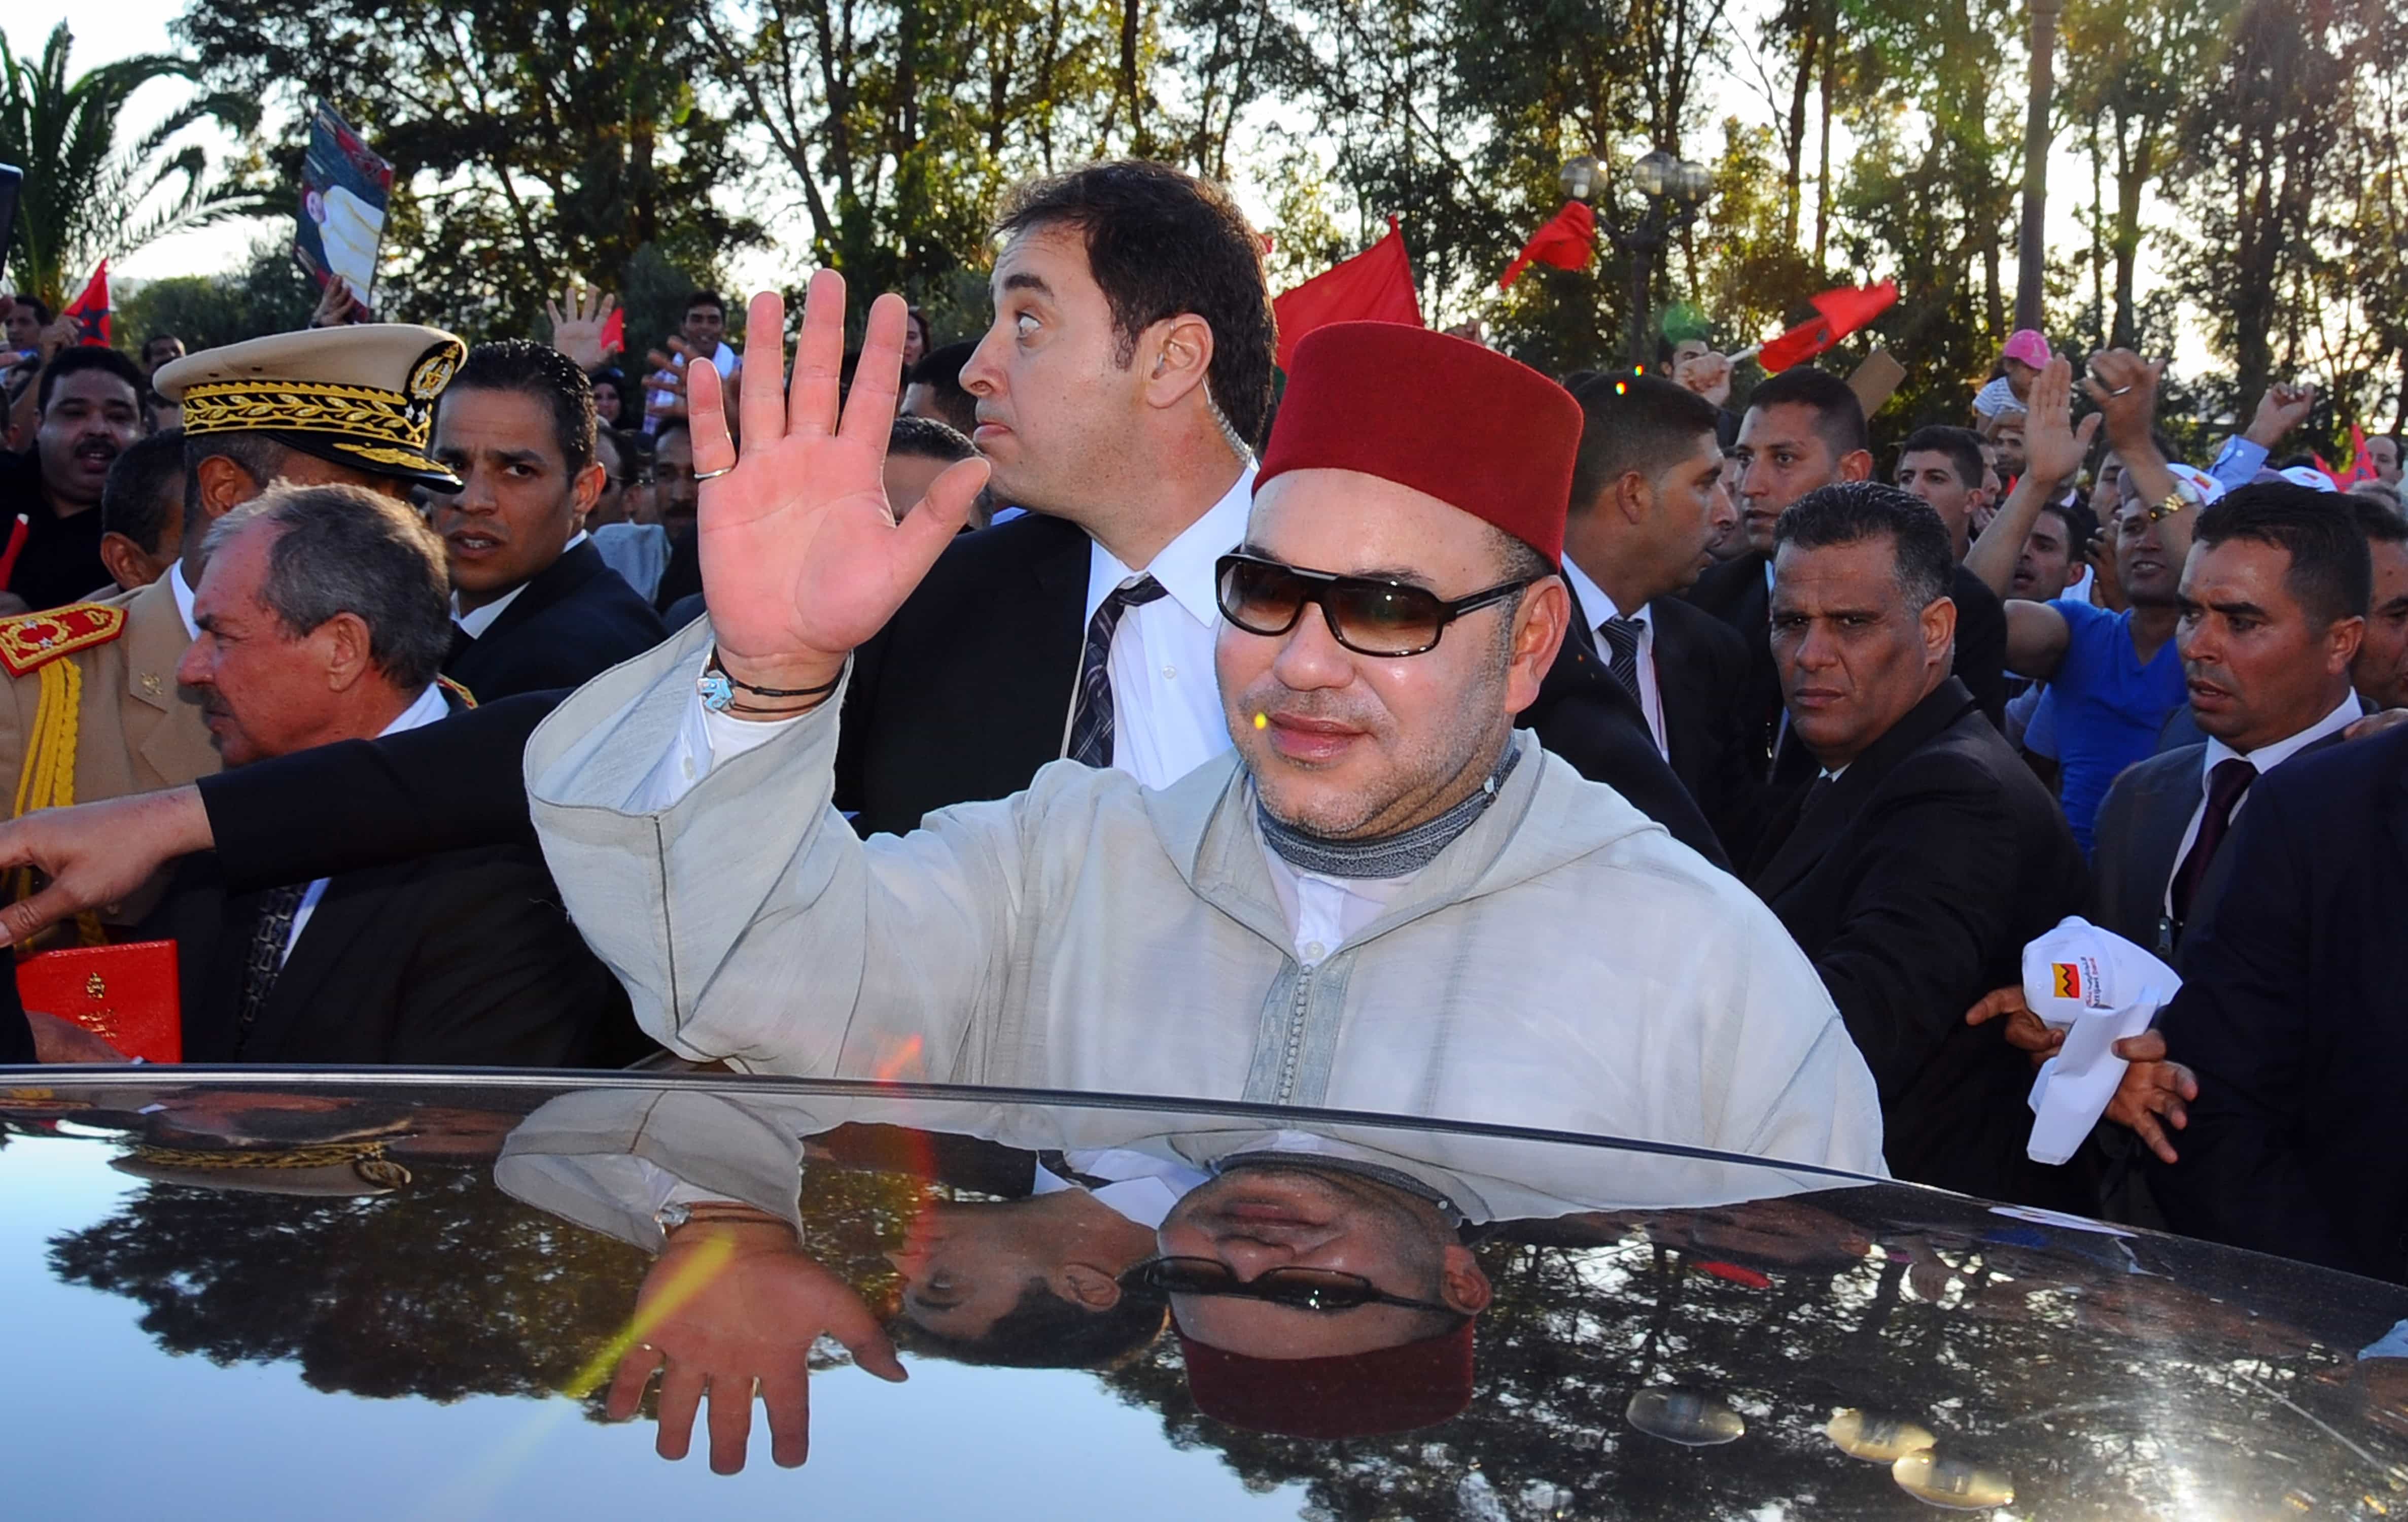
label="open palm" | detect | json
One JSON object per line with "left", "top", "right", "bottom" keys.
{"left": 690, "top": 274, "right": 987, "bottom": 684}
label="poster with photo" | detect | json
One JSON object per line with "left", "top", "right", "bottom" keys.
{"left": 294, "top": 102, "right": 394, "bottom": 310}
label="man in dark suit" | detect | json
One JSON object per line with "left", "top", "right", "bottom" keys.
{"left": 2090, "top": 484, "right": 2368, "bottom": 963}
{"left": 432, "top": 340, "right": 667, "bottom": 700}
{"left": 1746, "top": 482, "right": 2089, "bottom": 1204}
{"left": 1545, "top": 370, "right": 1760, "bottom": 859}
{"left": 143, "top": 481, "right": 629, "bottom": 1065}
{"left": 1691, "top": 367, "right": 2007, "bottom": 777}
{"left": 2132, "top": 722, "right": 2408, "bottom": 1282}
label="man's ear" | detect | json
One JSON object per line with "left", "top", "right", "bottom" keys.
{"left": 1838, "top": 448, "right": 1875, "bottom": 483}
{"left": 569, "top": 459, "right": 606, "bottom": 528}
{"left": 1054, "top": 1263, "right": 1125, "bottom": 1311}
{"left": 1922, "top": 595, "right": 1960, "bottom": 664}
{"left": 97, "top": 531, "right": 158, "bottom": 594}
{"left": 2325, "top": 613, "right": 2367, "bottom": 675}
{"left": 1140, "top": 314, "right": 1217, "bottom": 412}
{"left": 1440, "top": 1246, "right": 1493, "bottom": 1315}
{"left": 193, "top": 454, "right": 261, "bottom": 518}
{"left": 316, "top": 610, "right": 378, "bottom": 691}
{"left": 1614, "top": 469, "right": 1654, "bottom": 526}
{"left": 1505, "top": 576, "right": 1572, "bottom": 716}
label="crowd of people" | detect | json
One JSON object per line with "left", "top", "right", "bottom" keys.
{"left": 1, "top": 158, "right": 2404, "bottom": 1287}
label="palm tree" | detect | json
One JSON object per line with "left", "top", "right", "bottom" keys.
{"left": 0, "top": 22, "right": 264, "bottom": 307}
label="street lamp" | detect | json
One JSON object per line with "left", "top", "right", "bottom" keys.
{"left": 1566, "top": 148, "right": 1714, "bottom": 366}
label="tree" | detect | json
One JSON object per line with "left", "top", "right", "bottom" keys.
{"left": 114, "top": 236, "right": 320, "bottom": 353}
{"left": 0, "top": 22, "right": 262, "bottom": 308}
{"left": 175, "top": 0, "right": 759, "bottom": 341}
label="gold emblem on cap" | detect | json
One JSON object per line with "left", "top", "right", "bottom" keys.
{"left": 407, "top": 341, "right": 464, "bottom": 404}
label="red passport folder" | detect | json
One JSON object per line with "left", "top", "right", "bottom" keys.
{"left": 17, "top": 941, "right": 181, "bottom": 1063}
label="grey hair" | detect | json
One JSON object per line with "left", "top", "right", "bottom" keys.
{"left": 200, "top": 482, "right": 454, "bottom": 690}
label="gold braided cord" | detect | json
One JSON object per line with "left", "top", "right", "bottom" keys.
{"left": 179, "top": 377, "right": 432, "bottom": 452}
{"left": 130, "top": 1140, "right": 393, "bottom": 1171}
{"left": 10, "top": 660, "right": 106, "bottom": 947}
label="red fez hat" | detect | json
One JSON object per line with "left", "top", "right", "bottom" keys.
{"left": 1177, "top": 1322, "right": 1475, "bottom": 1440}
{"left": 1257, "top": 322, "right": 1580, "bottom": 566}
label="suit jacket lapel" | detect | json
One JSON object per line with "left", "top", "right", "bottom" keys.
{"left": 246, "top": 867, "right": 398, "bottom": 1059}
{"left": 1748, "top": 679, "right": 1977, "bottom": 901}
{"left": 1027, "top": 514, "right": 1100, "bottom": 757}
{"left": 2124, "top": 759, "right": 2203, "bottom": 933}
{"left": 479, "top": 540, "right": 606, "bottom": 646}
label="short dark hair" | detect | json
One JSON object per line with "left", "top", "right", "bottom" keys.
{"left": 37, "top": 345, "right": 144, "bottom": 413}
{"left": 101, "top": 428, "right": 186, "bottom": 554}
{"left": 201, "top": 482, "right": 454, "bottom": 689}
{"left": 1744, "top": 367, "right": 1869, "bottom": 462}
{"left": 2192, "top": 482, "right": 2373, "bottom": 626}
{"left": 892, "top": 1277, "right": 1168, "bottom": 1370}
{"left": 889, "top": 413, "right": 974, "bottom": 464}
{"left": 142, "top": 332, "right": 183, "bottom": 354}
{"left": 1775, "top": 480, "right": 1954, "bottom": 609}
{"left": 601, "top": 427, "right": 646, "bottom": 485}
{"left": 2038, "top": 496, "right": 2098, "bottom": 554}
{"left": 9, "top": 295, "right": 51, "bottom": 326}
{"left": 447, "top": 339, "right": 597, "bottom": 474}
{"left": 995, "top": 159, "right": 1275, "bottom": 447}
{"left": 1898, "top": 425, "right": 1985, "bottom": 491}
{"left": 1565, "top": 371, "right": 1719, "bottom": 513}
{"left": 908, "top": 340, "right": 980, "bottom": 434}
{"left": 684, "top": 290, "right": 724, "bottom": 319}
{"left": 2348, "top": 492, "right": 2408, "bottom": 545}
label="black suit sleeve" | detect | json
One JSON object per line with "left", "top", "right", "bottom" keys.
{"left": 198, "top": 691, "right": 561, "bottom": 893}
{"left": 388, "top": 849, "right": 633, "bottom": 1066}
{"left": 0, "top": 969, "right": 31, "bottom": 1063}
{"left": 1805, "top": 758, "right": 2032, "bottom": 1099}
{"left": 1949, "top": 568, "right": 2009, "bottom": 730}
{"left": 2145, "top": 779, "right": 2350, "bottom": 1268}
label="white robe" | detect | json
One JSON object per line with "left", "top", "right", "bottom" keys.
{"left": 525, "top": 622, "right": 1886, "bottom": 1175}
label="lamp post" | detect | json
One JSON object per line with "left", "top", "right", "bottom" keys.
{"left": 1566, "top": 149, "right": 1714, "bottom": 367}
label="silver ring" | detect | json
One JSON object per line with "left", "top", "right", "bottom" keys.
{"left": 2108, "top": 385, "right": 2134, "bottom": 397}
{"left": 693, "top": 464, "right": 737, "bottom": 481}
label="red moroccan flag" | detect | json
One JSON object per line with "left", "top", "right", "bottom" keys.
{"left": 60, "top": 261, "right": 111, "bottom": 348}
{"left": 1272, "top": 217, "right": 1422, "bottom": 370}
{"left": 2340, "top": 425, "right": 2378, "bottom": 487}
{"left": 1754, "top": 279, "right": 1898, "bottom": 372}
{"left": 598, "top": 306, "right": 625, "bottom": 357}
{"left": 1497, "top": 201, "right": 1597, "bottom": 290}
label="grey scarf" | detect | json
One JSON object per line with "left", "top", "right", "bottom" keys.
{"left": 1255, "top": 745, "right": 1521, "bottom": 880}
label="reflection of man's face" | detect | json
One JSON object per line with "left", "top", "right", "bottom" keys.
{"left": 886, "top": 1193, "right": 1151, "bottom": 1342}
{"left": 1155, "top": 1165, "right": 1489, "bottom": 1360}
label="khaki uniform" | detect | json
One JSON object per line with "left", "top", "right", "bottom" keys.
{"left": 0, "top": 576, "right": 218, "bottom": 931}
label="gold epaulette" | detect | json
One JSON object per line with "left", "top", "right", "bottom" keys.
{"left": 0, "top": 602, "right": 127, "bottom": 679}
{"left": 436, "top": 674, "right": 478, "bottom": 709}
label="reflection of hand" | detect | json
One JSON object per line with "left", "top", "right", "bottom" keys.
{"left": 546, "top": 282, "right": 619, "bottom": 369}
{"left": 689, "top": 275, "right": 987, "bottom": 706}
{"left": 1964, "top": 984, "right": 2064, "bottom": 1068}
{"left": 2103, "top": 1030, "right": 2197, "bottom": 1165}
{"left": 0, "top": 786, "right": 214, "bottom": 948}
{"left": 609, "top": 1217, "right": 906, "bottom": 1473}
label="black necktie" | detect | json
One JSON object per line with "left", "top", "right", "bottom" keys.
{"left": 2169, "top": 757, "right": 2257, "bottom": 930}
{"left": 236, "top": 882, "right": 310, "bottom": 1047}
{"left": 1064, "top": 575, "right": 1167, "bottom": 769}
{"left": 1598, "top": 616, "right": 1645, "bottom": 703}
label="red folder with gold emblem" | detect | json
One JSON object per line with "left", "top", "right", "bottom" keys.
{"left": 16, "top": 941, "right": 181, "bottom": 1063}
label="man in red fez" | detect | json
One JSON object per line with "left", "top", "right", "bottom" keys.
{"left": 518, "top": 272, "right": 1883, "bottom": 1169}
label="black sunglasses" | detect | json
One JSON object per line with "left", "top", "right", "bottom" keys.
{"left": 1215, "top": 553, "right": 1537, "bottom": 658}
{"left": 1122, "top": 1257, "right": 1455, "bottom": 1315}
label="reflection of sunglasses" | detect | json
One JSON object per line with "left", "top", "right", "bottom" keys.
{"left": 1123, "top": 1257, "right": 1454, "bottom": 1315}
{"left": 1215, "top": 553, "right": 1535, "bottom": 658}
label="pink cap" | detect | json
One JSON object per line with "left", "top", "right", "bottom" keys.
{"left": 2002, "top": 329, "right": 2051, "bottom": 369}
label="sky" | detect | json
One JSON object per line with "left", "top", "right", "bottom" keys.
{"left": 21, "top": 1, "right": 2188, "bottom": 369}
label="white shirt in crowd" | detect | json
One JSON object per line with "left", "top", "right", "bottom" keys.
{"left": 452, "top": 530, "right": 589, "bottom": 637}
{"left": 1559, "top": 555, "right": 1667, "bottom": 758}
{"left": 645, "top": 342, "right": 741, "bottom": 435}
{"left": 280, "top": 681, "right": 454, "bottom": 959}
{"left": 2162, "top": 690, "right": 2363, "bottom": 915}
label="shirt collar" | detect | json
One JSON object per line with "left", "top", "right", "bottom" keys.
{"left": 169, "top": 561, "right": 199, "bottom": 641}
{"left": 452, "top": 531, "right": 587, "bottom": 637}
{"left": 1086, "top": 464, "right": 1255, "bottom": 627}
{"left": 381, "top": 681, "right": 452, "bottom": 738}
{"left": 2203, "top": 690, "right": 2362, "bottom": 777}
{"left": 1559, "top": 554, "right": 1645, "bottom": 629}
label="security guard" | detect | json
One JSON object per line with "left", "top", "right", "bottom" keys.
{"left": 0, "top": 324, "right": 464, "bottom": 939}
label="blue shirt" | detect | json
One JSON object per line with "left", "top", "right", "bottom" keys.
{"left": 2049, "top": 599, "right": 2187, "bottom": 854}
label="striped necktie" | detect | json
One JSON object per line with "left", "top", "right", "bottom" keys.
{"left": 1598, "top": 616, "right": 1645, "bottom": 702}
{"left": 1064, "top": 575, "right": 1168, "bottom": 769}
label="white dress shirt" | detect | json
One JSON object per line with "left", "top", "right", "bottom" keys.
{"left": 1077, "top": 465, "right": 1254, "bottom": 787}
{"left": 280, "top": 681, "right": 455, "bottom": 960}
{"left": 2162, "top": 690, "right": 2361, "bottom": 915}
{"left": 452, "top": 530, "right": 589, "bottom": 637}
{"left": 1560, "top": 555, "right": 1667, "bottom": 758}
{"left": 167, "top": 561, "right": 201, "bottom": 640}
